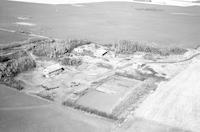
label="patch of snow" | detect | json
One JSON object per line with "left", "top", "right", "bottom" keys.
{"left": 171, "top": 12, "right": 197, "bottom": 16}
{"left": 15, "top": 22, "right": 36, "bottom": 26}
{"left": 17, "top": 16, "right": 30, "bottom": 20}
{"left": 71, "top": 4, "right": 85, "bottom": 7}
{"left": 0, "top": 28, "right": 15, "bottom": 33}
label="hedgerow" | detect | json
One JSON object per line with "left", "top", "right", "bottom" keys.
{"left": 114, "top": 40, "right": 187, "bottom": 56}
{"left": 63, "top": 100, "right": 118, "bottom": 120}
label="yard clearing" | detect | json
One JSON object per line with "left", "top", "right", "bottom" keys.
{"left": 4, "top": 38, "right": 193, "bottom": 122}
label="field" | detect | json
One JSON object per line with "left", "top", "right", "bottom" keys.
{"left": 1, "top": 0, "right": 200, "bottom": 48}
{"left": 0, "top": 31, "right": 28, "bottom": 44}
{"left": 135, "top": 59, "right": 200, "bottom": 132}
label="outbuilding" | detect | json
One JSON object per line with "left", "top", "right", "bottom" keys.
{"left": 43, "top": 64, "right": 64, "bottom": 78}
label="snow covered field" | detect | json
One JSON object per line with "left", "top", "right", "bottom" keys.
{"left": 9, "top": 0, "right": 200, "bottom": 6}
{"left": 135, "top": 58, "right": 200, "bottom": 132}
{"left": 9, "top": 0, "right": 133, "bottom": 4}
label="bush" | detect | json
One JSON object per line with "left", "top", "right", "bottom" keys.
{"left": 60, "top": 57, "right": 82, "bottom": 66}
{"left": 32, "top": 39, "right": 91, "bottom": 59}
{"left": 0, "top": 50, "right": 36, "bottom": 84}
{"left": 0, "top": 56, "right": 36, "bottom": 78}
{"left": 0, "top": 50, "right": 28, "bottom": 63}
{"left": 114, "top": 40, "right": 187, "bottom": 56}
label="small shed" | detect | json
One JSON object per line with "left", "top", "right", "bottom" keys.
{"left": 94, "top": 48, "right": 108, "bottom": 57}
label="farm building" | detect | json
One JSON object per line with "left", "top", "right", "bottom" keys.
{"left": 43, "top": 64, "right": 64, "bottom": 77}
